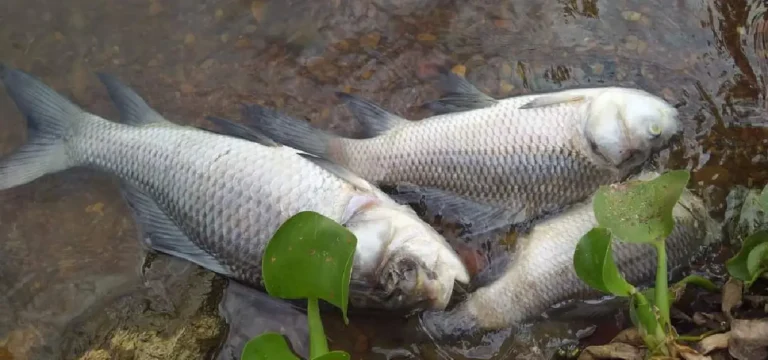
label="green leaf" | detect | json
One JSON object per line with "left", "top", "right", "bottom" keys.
{"left": 241, "top": 333, "right": 301, "bottom": 360}
{"left": 593, "top": 170, "right": 690, "bottom": 244}
{"left": 263, "top": 211, "right": 358, "bottom": 324}
{"left": 745, "top": 242, "right": 768, "bottom": 286}
{"left": 629, "top": 292, "right": 665, "bottom": 352}
{"left": 573, "top": 228, "right": 634, "bottom": 297}
{"left": 759, "top": 185, "right": 768, "bottom": 213}
{"left": 312, "top": 351, "right": 351, "bottom": 360}
{"left": 726, "top": 230, "right": 768, "bottom": 283}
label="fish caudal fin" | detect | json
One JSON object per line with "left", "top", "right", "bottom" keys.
{"left": 95, "top": 72, "right": 173, "bottom": 126}
{"left": 335, "top": 92, "right": 408, "bottom": 137}
{"left": 240, "top": 103, "right": 335, "bottom": 159}
{"left": 0, "top": 65, "right": 82, "bottom": 190}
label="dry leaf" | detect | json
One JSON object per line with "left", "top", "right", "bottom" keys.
{"left": 722, "top": 277, "right": 743, "bottom": 321}
{"left": 729, "top": 319, "right": 768, "bottom": 360}
{"left": 611, "top": 328, "right": 646, "bottom": 348}
{"left": 675, "top": 343, "right": 712, "bottom": 360}
{"left": 578, "top": 342, "right": 645, "bottom": 360}
{"left": 697, "top": 333, "right": 730, "bottom": 355}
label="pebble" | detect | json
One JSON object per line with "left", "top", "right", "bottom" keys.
{"left": 417, "top": 33, "right": 437, "bottom": 42}
{"left": 359, "top": 32, "right": 381, "bottom": 48}
{"left": 149, "top": 1, "right": 163, "bottom": 16}
{"left": 500, "top": 62, "right": 512, "bottom": 77}
{"left": 54, "top": 32, "right": 65, "bottom": 41}
{"left": 242, "top": 25, "right": 258, "bottom": 34}
{"left": 180, "top": 83, "right": 195, "bottom": 94}
{"left": 200, "top": 59, "right": 215, "bottom": 69}
{"left": 451, "top": 64, "right": 466, "bottom": 77}
{"left": 215, "top": 8, "right": 224, "bottom": 21}
{"left": 624, "top": 35, "right": 639, "bottom": 50}
{"left": 251, "top": 0, "right": 266, "bottom": 23}
{"left": 220, "top": 33, "right": 230, "bottom": 43}
{"left": 360, "top": 70, "right": 374, "bottom": 80}
{"left": 590, "top": 63, "right": 604, "bottom": 75}
{"left": 184, "top": 33, "right": 196, "bottom": 46}
{"left": 69, "top": 10, "right": 86, "bottom": 30}
{"left": 621, "top": 11, "right": 642, "bottom": 21}
{"left": 499, "top": 80, "right": 514, "bottom": 94}
{"left": 636, "top": 40, "right": 648, "bottom": 54}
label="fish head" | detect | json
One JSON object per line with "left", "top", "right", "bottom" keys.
{"left": 343, "top": 194, "right": 470, "bottom": 311}
{"left": 584, "top": 88, "right": 680, "bottom": 170}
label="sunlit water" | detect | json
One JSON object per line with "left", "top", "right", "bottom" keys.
{"left": 1, "top": 0, "right": 767, "bottom": 359}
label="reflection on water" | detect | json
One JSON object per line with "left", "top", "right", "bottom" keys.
{"left": 1, "top": 0, "right": 767, "bottom": 359}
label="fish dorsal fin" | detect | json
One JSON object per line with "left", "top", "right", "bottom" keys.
{"left": 422, "top": 67, "right": 498, "bottom": 115}
{"left": 120, "top": 181, "right": 231, "bottom": 276}
{"left": 297, "top": 153, "right": 373, "bottom": 192}
{"left": 204, "top": 115, "right": 281, "bottom": 147}
{"left": 96, "top": 73, "right": 173, "bottom": 126}
{"left": 335, "top": 92, "right": 408, "bottom": 137}
{"left": 518, "top": 92, "right": 588, "bottom": 109}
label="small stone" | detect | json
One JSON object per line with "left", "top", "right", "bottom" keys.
{"left": 54, "top": 32, "right": 65, "bottom": 41}
{"left": 499, "top": 80, "right": 514, "bottom": 94}
{"left": 200, "top": 59, "right": 215, "bottom": 69}
{"left": 621, "top": 11, "right": 642, "bottom": 21}
{"left": 69, "top": 10, "right": 86, "bottom": 30}
{"left": 333, "top": 40, "right": 350, "bottom": 52}
{"left": 451, "top": 64, "right": 466, "bottom": 77}
{"left": 149, "top": 2, "right": 163, "bottom": 16}
{"left": 42, "top": 12, "right": 52, "bottom": 22}
{"left": 251, "top": 0, "right": 266, "bottom": 22}
{"left": 500, "top": 62, "right": 512, "bottom": 77}
{"left": 184, "top": 33, "right": 196, "bottom": 46}
{"left": 215, "top": 8, "right": 224, "bottom": 21}
{"left": 590, "top": 63, "right": 604, "bottom": 75}
{"left": 624, "top": 35, "right": 639, "bottom": 50}
{"left": 148, "top": 58, "right": 160, "bottom": 67}
{"left": 360, "top": 70, "right": 374, "bottom": 80}
{"left": 636, "top": 40, "right": 648, "bottom": 54}
{"left": 359, "top": 32, "right": 381, "bottom": 48}
{"left": 234, "top": 38, "right": 250, "bottom": 48}
{"left": 180, "top": 83, "right": 195, "bottom": 94}
{"left": 242, "top": 25, "right": 258, "bottom": 34}
{"left": 417, "top": 33, "right": 437, "bottom": 42}
{"left": 220, "top": 33, "right": 230, "bottom": 43}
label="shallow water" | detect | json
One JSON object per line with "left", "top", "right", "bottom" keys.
{"left": 1, "top": 0, "right": 767, "bottom": 359}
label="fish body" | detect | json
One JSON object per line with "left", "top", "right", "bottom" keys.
{"left": 0, "top": 65, "right": 469, "bottom": 311}
{"left": 229, "top": 72, "right": 681, "bottom": 236}
{"left": 420, "top": 172, "right": 721, "bottom": 336}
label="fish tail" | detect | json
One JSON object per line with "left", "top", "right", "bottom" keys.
{"left": 0, "top": 64, "right": 84, "bottom": 190}
{"left": 240, "top": 103, "right": 338, "bottom": 160}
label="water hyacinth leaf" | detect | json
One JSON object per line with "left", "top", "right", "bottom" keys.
{"left": 263, "top": 211, "right": 358, "bottom": 323}
{"left": 759, "top": 185, "right": 768, "bottom": 213}
{"left": 573, "top": 227, "right": 634, "bottom": 297}
{"left": 313, "top": 351, "right": 351, "bottom": 360}
{"left": 746, "top": 242, "right": 768, "bottom": 285}
{"left": 593, "top": 170, "right": 690, "bottom": 244}
{"left": 241, "top": 332, "right": 301, "bottom": 360}
{"left": 726, "top": 230, "right": 768, "bottom": 283}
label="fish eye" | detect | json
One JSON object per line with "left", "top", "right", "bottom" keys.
{"left": 648, "top": 123, "right": 662, "bottom": 137}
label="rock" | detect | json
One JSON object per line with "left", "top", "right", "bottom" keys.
{"left": 577, "top": 342, "right": 644, "bottom": 360}
{"left": 359, "top": 32, "right": 381, "bottom": 48}
{"left": 451, "top": 64, "right": 466, "bottom": 77}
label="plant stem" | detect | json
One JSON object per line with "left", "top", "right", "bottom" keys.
{"left": 654, "top": 241, "right": 671, "bottom": 328}
{"left": 307, "top": 297, "right": 329, "bottom": 359}
{"left": 678, "top": 329, "right": 724, "bottom": 342}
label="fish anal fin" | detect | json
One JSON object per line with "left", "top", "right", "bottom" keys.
{"left": 120, "top": 181, "right": 231, "bottom": 276}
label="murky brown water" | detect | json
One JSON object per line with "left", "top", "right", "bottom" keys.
{"left": 1, "top": 0, "right": 767, "bottom": 359}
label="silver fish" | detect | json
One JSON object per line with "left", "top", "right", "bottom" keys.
{"left": 418, "top": 171, "right": 721, "bottom": 337}
{"left": 0, "top": 65, "right": 469, "bottom": 311}
{"left": 225, "top": 71, "right": 681, "bottom": 237}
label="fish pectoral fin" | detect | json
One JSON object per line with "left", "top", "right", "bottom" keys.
{"left": 421, "top": 67, "right": 498, "bottom": 115}
{"left": 96, "top": 73, "right": 174, "bottom": 126}
{"left": 518, "top": 92, "right": 588, "bottom": 109}
{"left": 297, "top": 153, "right": 374, "bottom": 192}
{"left": 204, "top": 115, "right": 281, "bottom": 147}
{"left": 335, "top": 92, "right": 408, "bottom": 137}
{"left": 120, "top": 181, "right": 231, "bottom": 276}
{"left": 388, "top": 184, "right": 526, "bottom": 237}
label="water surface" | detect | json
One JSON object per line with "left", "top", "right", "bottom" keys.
{"left": 1, "top": 0, "right": 767, "bottom": 359}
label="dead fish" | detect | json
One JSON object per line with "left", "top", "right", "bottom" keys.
{"left": 0, "top": 65, "right": 469, "bottom": 311}
{"left": 418, "top": 171, "right": 722, "bottom": 337}
{"left": 218, "top": 70, "right": 681, "bottom": 237}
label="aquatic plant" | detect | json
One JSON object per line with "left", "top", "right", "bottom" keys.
{"left": 726, "top": 185, "right": 768, "bottom": 287}
{"left": 572, "top": 170, "right": 716, "bottom": 356}
{"left": 240, "top": 211, "right": 355, "bottom": 360}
